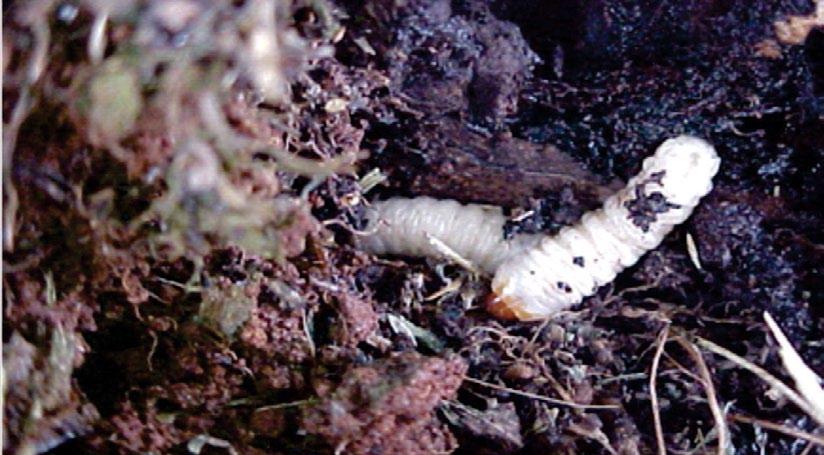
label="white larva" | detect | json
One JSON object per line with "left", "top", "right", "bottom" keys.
{"left": 360, "top": 136, "right": 720, "bottom": 320}
{"left": 489, "top": 136, "right": 720, "bottom": 319}
{"left": 359, "top": 197, "right": 538, "bottom": 273}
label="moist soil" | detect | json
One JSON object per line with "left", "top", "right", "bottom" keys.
{"left": 3, "top": 0, "right": 823, "bottom": 454}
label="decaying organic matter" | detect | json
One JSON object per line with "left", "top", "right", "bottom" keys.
{"left": 3, "top": 0, "right": 823, "bottom": 453}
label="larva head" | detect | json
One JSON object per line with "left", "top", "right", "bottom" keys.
{"left": 651, "top": 135, "right": 720, "bottom": 203}
{"left": 486, "top": 274, "right": 567, "bottom": 321}
{"left": 485, "top": 292, "right": 530, "bottom": 320}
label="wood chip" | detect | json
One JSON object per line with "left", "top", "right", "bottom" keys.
{"left": 686, "top": 232, "right": 703, "bottom": 270}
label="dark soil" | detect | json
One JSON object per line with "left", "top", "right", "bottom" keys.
{"left": 3, "top": 0, "right": 823, "bottom": 454}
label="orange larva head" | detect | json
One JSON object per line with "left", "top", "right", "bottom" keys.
{"left": 484, "top": 290, "right": 536, "bottom": 321}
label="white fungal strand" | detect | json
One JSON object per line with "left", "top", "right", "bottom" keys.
{"left": 360, "top": 135, "right": 720, "bottom": 321}
{"left": 359, "top": 197, "right": 537, "bottom": 273}
{"left": 490, "top": 136, "right": 720, "bottom": 320}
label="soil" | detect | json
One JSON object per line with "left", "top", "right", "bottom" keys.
{"left": 3, "top": 0, "right": 823, "bottom": 454}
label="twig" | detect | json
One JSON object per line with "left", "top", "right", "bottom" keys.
{"left": 527, "top": 317, "right": 554, "bottom": 350}
{"left": 694, "top": 336, "right": 823, "bottom": 427}
{"left": 650, "top": 324, "right": 670, "bottom": 455}
{"left": 661, "top": 350, "right": 704, "bottom": 384}
{"left": 567, "top": 421, "right": 618, "bottom": 455}
{"left": 728, "top": 413, "right": 824, "bottom": 447}
{"left": 425, "top": 232, "right": 481, "bottom": 275}
{"left": 598, "top": 372, "right": 648, "bottom": 384}
{"left": 676, "top": 337, "right": 730, "bottom": 455}
{"left": 763, "top": 312, "right": 824, "bottom": 426}
{"left": 463, "top": 376, "right": 620, "bottom": 410}
{"left": 253, "top": 399, "right": 314, "bottom": 412}
{"left": 799, "top": 441, "right": 815, "bottom": 455}
{"left": 424, "top": 277, "right": 463, "bottom": 301}
{"left": 88, "top": 11, "right": 108, "bottom": 63}
{"left": 3, "top": 15, "right": 51, "bottom": 252}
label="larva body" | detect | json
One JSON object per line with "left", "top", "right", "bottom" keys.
{"left": 362, "top": 136, "right": 720, "bottom": 320}
{"left": 489, "top": 136, "right": 720, "bottom": 319}
{"left": 359, "top": 197, "right": 537, "bottom": 273}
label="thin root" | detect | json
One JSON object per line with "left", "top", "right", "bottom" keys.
{"left": 676, "top": 337, "right": 730, "bottom": 455}
{"left": 728, "top": 413, "right": 824, "bottom": 447}
{"left": 695, "top": 336, "right": 824, "bottom": 427}
{"left": 763, "top": 311, "right": 824, "bottom": 425}
{"left": 650, "top": 324, "right": 670, "bottom": 455}
{"left": 463, "top": 376, "right": 620, "bottom": 410}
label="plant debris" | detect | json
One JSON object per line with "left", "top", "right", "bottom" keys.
{"left": 3, "top": 0, "right": 823, "bottom": 453}
{"left": 302, "top": 352, "right": 467, "bottom": 454}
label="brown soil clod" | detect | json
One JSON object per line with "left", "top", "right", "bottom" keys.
{"left": 3, "top": 0, "right": 823, "bottom": 453}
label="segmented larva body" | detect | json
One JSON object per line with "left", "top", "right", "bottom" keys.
{"left": 361, "top": 136, "right": 720, "bottom": 320}
{"left": 359, "top": 197, "right": 538, "bottom": 273}
{"left": 489, "top": 136, "right": 720, "bottom": 319}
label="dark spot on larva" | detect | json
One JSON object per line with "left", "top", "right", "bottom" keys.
{"left": 557, "top": 281, "right": 572, "bottom": 293}
{"left": 573, "top": 256, "right": 585, "bottom": 267}
{"left": 530, "top": 270, "right": 536, "bottom": 275}
{"left": 624, "top": 170, "right": 680, "bottom": 232}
